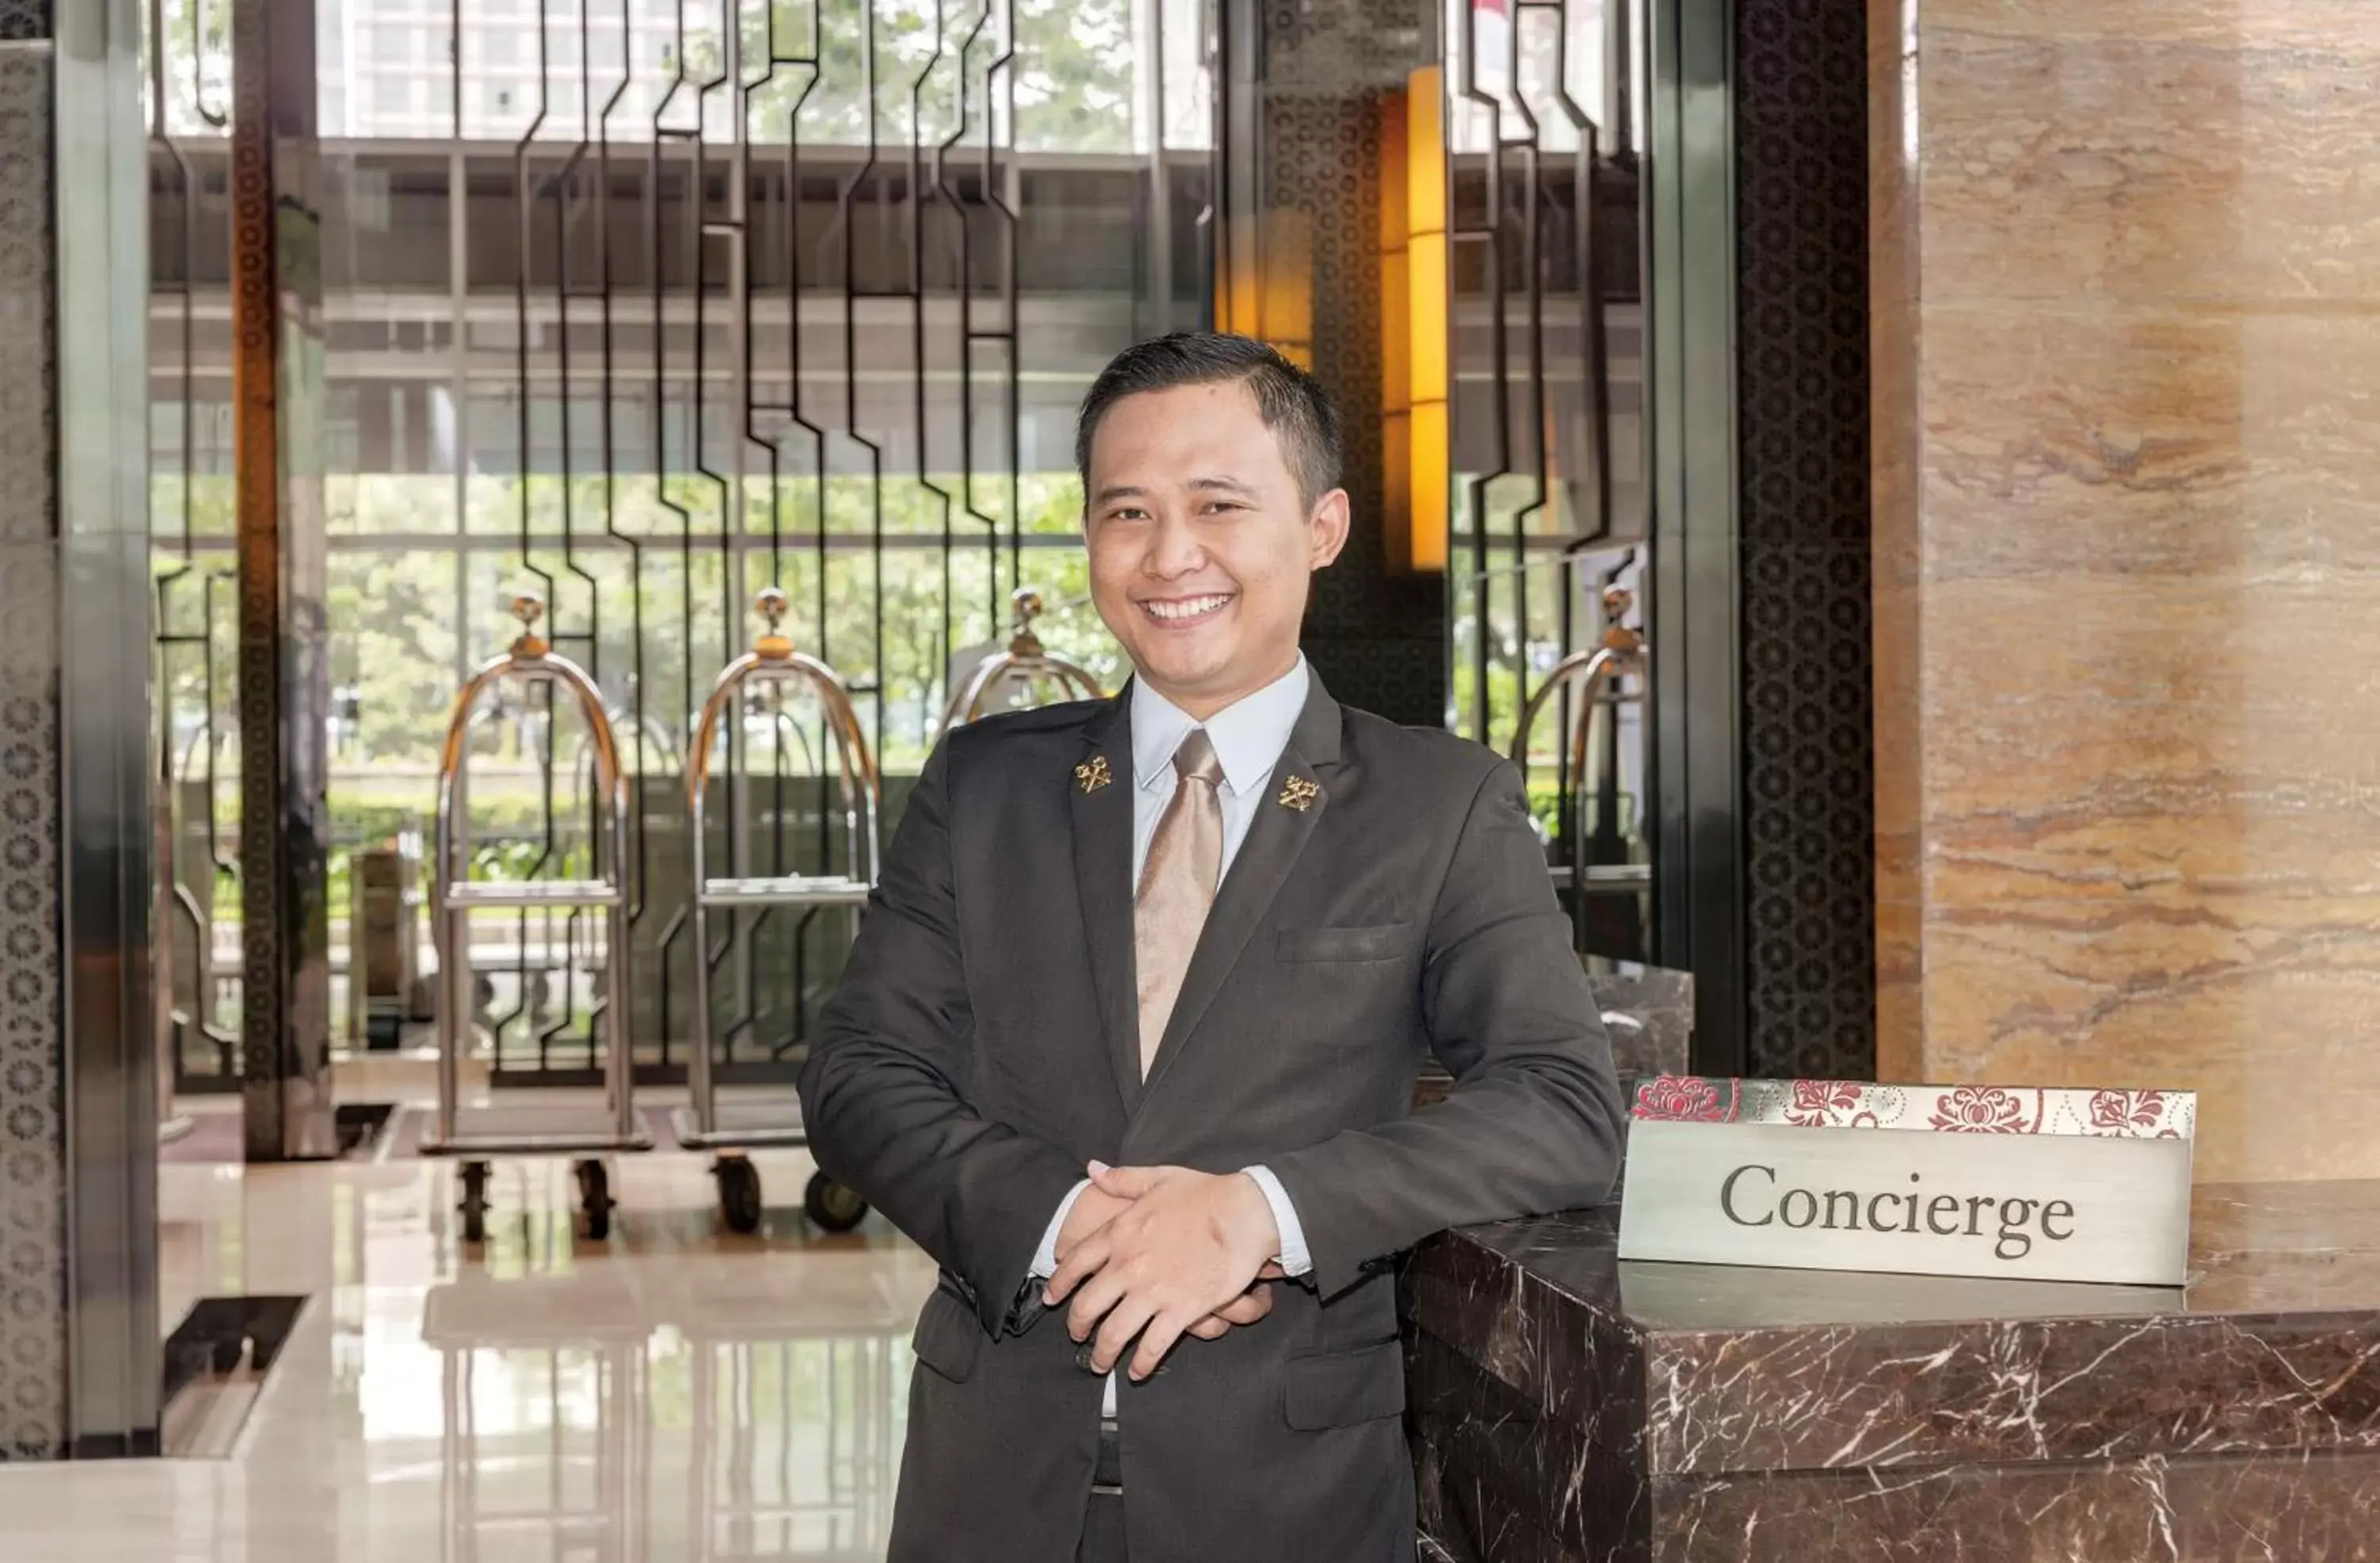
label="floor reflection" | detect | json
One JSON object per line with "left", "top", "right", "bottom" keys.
{"left": 4, "top": 1146, "right": 932, "bottom": 1563}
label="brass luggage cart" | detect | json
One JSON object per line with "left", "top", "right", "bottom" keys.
{"left": 165, "top": 720, "right": 241, "bottom": 1090}
{"left": 428, "top": 592, "right": 651, "bottom": 1245}
{"left": 1508, "top": 581, "right": 1650, "bottom": 946}
{"left": 935, "top": 586, "right": 1105, "bottom": 737}
{"left": 153, "top": 774, "right": 194, "bottom": 1146}
{"left": 677, "top": 588, "right": 881, "bottom": 1235}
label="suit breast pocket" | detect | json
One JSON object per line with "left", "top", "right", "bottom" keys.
{"left": 1275, "top": 922, "right": 1411, "bottom": 963}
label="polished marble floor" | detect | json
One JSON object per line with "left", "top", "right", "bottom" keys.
{"left": 4, "top": 1104, "right": 933, "bottom": 1563}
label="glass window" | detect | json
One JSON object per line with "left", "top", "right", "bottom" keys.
{"left": 1445, "top": 0, "right": 1630, "bottom": 156}
{"left": 150, "top": 0, "right": 1191, "bottom": 1063}
{"left": 370, "top": 24, "right": 414, "bottom": 64}
{"left": 291, "top": 0, "right": 1203, "bottom": 148}
{"left": 1012, "top": 0, "right": 1136, "bottom": 153}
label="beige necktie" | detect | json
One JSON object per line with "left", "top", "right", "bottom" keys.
{"left": 1134, "top": 728, "right": 1226, "bottom": 1077}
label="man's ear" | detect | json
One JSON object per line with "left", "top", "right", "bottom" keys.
{"left": 1307, "top": 488, "right": 1352, "bottom": 568}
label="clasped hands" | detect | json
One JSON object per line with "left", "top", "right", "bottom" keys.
{"left": 1042, "top": 1161, "right": 1288, "bottom": 1383}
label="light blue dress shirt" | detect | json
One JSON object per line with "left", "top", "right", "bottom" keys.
{"left": 1030, "top": 658, "right": 1317, "bottom": 1412}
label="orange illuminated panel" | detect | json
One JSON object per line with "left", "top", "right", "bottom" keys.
{"left": 1382, "top": 65, "right": 1448, "bottom": 574}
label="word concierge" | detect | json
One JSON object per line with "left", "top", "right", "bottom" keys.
{"left": 1717, "top": 1164, "right": 2077, "bottom": 1263}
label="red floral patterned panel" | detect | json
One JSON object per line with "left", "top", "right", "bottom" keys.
{"left": 1628, "top": 1076, "right": 2193, "bottom": 1140}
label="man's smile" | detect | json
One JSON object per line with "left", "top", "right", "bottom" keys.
{"left": 1136, "top": 592, "right": 1237, "bottom": 627}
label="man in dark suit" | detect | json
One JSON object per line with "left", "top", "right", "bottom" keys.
{"left": 798, "top": 332, "right": 1623, "bottom": 1563}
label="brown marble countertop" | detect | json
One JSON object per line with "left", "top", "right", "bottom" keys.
{"left": 1404, "top": 1180, "right": 2380, "bottom": 1479}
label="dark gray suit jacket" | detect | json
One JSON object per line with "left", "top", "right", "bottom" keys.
{"left": 798, "top": 673, "right": 1622, "bottom": 1563}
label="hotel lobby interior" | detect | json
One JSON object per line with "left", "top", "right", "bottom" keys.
{"left": 3, "top": 0, "right": 2378, "bottom": 1558}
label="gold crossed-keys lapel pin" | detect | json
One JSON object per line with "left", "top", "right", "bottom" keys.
{"left": 1075, "top": 752, "right": 1315, "bottom": 808}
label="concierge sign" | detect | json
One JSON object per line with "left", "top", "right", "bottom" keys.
{"left": 1616, "top": 1079, "right": 2195, "bottom": 1288}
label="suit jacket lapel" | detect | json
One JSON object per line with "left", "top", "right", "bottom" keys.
{"left": 1139, "top": 675, "right": 1345, "bottom": 1102}
{"left": 1069, "top": 689, "right": 1144, "bottom": 1115}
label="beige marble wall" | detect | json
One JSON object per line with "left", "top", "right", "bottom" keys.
{"left": 1872, "top": 0, "right": 2380, "bottom": 1181}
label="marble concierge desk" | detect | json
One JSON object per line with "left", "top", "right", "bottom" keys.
{"left": 1404, "top": 1181, "right": 2380, "bottom": 1562}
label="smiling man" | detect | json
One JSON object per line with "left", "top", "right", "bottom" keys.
{"left": 798, "top": 332, "right": 1624, "bottom": 1563}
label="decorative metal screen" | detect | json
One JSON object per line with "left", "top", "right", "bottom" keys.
{"left": 148, "top": 0, "right": 240, "bottom": 1093}
{"left": 149, "top": 0, "right": 1211, "bottom": 1083}
{"left": 1441, "top": 0, "right": 1653, "bottom": 962}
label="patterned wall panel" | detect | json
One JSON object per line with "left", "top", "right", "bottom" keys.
{"left": 227, "top": 0, "right": 332, "bottom": 1157}
{"left": 1257, "top": 0, "right": 1446, "bottom": 726}
{"left": 0, "top": 46, "right": 63, "bottom": 1461}
{"left": 228, "top": 0, "right": 285, "bottom": 1148}
{"left": 1733, "top": 0, "right": 1874, "bottom": 1079}
{"left": 0, "top": 1, "right": 47, "bottom": 43}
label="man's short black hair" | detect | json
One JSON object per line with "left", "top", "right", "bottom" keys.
{"left": 1074, "top": 332, "right": 1343, "bottom": 508}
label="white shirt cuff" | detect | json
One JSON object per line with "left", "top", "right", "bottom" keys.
{"left": 1240, "top": 1165, "right": 1313, "bottom": 1277}
{"left": 1031, "top": 1179, "right": 1092, "bottom": 1281}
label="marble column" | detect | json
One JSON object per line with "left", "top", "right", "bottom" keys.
{"left": 1873, "top": 0, "right": 2380, "bottom": 1180}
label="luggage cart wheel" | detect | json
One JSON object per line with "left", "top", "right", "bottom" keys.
{"left": 803, "top": 1170, "right": 869, "bottom": 1233}
{"left": 458, "top": 1159, "right": 491, "bottom": 1247}
{"left": 713, "top": 1154, "right": 764, "bottom": 1235}
{"left": 574, "top": 1158, "right": 614, "bottom": 1243}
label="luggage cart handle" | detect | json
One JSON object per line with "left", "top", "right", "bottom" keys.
{"left": 687, "top": 587, "right": 883, "bottom": 813}
{"left": 938, "top": 586, "right": 1107, "bottom": 735}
